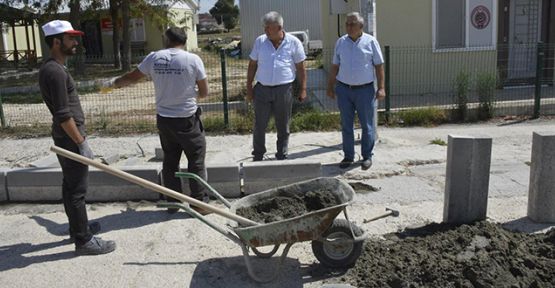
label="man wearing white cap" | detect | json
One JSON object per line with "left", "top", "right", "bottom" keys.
{"left": 39, "top": 20, "right": 116, "bottom": 255}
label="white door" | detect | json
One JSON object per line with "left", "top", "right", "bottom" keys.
{"left": 508, "top": 0, "right": 541, "bottom": 80}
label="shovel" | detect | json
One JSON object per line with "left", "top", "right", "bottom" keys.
{"left": 50, "top": 145, "right": 258, "bottom": 227}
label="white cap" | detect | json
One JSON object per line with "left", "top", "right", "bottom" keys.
{"left": 42, "top": 20, "right": 84, "bottom": 37}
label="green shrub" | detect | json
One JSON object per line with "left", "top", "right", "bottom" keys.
{"left": 453, "top": 71, "right": 470, "bottom": 121}
{"left": 397, "top": 107, "right": 447, "bottom": 126}
{"left": 290, "top": 111, "right": 341, "bottom": 132}
{"left": 476, "top": 72, "right": 497, "bottom": 120}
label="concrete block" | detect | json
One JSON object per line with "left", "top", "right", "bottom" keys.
{"left": 177, "top": 164, "right": 241, "bottom": 198}
{"left": 100, "top": 153, "right": 120, "bottom": 165}
{"left": 117, "top": 157, "right": 144, "bottom": 166}
{"left": 0, "top": 168, "right": 8, "bottom": 202}
{"left": 528, "top": 132, "right": 555, "bottom": 223}
{"left": 7, "top": 166, "right": 161, "bottom": 202}
{"left": 29, "top": 154, "right": 60, "bottom": 168}
{"left": 243, "top": 160, "right": 321, "bottom": 194}
{"left": 443, "top": 135, "right": 492, "bottom": 224}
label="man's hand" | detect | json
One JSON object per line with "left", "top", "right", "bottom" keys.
{"left": 246, "top": 86, "right": 254, "bottom": 102}
{"left": 326, "top": 87, "right": 335, "bottom": 99}
{"left": 298, "top": 88, "right": 307, "bottom": 102}
{"left": 376, "top": 88, "right": 386, "bottom": 100}
{"left": 99, "top": 77, "right": 118, "bottom": 94}
{"left": 77, "top": 139, "right": 94, "bottom": 159}
{"left": 101, "top": 77, "right": 117, "bottom": 88}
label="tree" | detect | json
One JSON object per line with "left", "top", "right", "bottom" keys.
{"left": 109, "top": 0, "right": 121, "bottom": 69}
{"left": 209, "top": 0, "right": 239, "bottom": 32}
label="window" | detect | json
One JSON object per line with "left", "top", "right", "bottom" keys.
{"left": 433, "top": 0, "right": 496, "bottom": 50}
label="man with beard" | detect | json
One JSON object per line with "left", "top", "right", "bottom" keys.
{"left": 39, "top": 20, "right": 116, "bottom": 255}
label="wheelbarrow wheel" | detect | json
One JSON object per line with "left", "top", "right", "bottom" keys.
{"left": 311, "top": 219, "right": 363, "bottom": 268}
{"left": 251, "top": 245, "right": 280, "bottom": 258}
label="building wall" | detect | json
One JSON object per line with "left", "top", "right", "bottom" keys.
{"left": 169, "top": 7, "right": 199, "bottom": 51}
{"left": 376, "top": 0, "right": 497, "bottom": 95}
{"left": 241, "top": 0, "right": 323, "bottom": 55}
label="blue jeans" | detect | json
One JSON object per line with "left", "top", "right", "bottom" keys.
{"left": 335, "top": 82, "right": 376, "bottom": 160}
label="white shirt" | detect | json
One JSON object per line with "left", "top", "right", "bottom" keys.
{"left": 333, "top": 33, "right": 384, "bottom": 86}
{"left": 138, "top": 48, "right": 206, "bottom": 118}
{"left": 249, "top": 32, "right": 306, "bottom": 86}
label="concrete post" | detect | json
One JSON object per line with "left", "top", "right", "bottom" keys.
{"left": 527, "top": 132, "right": 555, "bottom": 223}
{"left": 443, "top": 135, "right": 492, "bottom": 224}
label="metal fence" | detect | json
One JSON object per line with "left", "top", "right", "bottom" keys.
{"left": 0, "top": 43, "right": 554, "bottom": 132}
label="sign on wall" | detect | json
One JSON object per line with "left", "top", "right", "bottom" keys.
{"left": 468, "top": 0, "right": 494, "bottom": 47}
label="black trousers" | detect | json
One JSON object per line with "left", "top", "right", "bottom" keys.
{"left": 53, "top": 136, "right": 93, "bottom": 245}
{"left": 157, "top": 110, "right": 207, "bottom": 201}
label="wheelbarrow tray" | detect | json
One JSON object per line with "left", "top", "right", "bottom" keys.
{"left": 230, "top": 177, "right": 355, "bottom": 247}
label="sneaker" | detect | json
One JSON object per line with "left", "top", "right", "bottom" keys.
{"left": 69, "top": 222, "right": 101, "bottom": 243}
{"left": 253, "top": 155, "right": 263, "bottom": 161}
{"left": 361, "top": 158, "right": 372, "bottom": 170}
{"left": 75, "top": 236, "right": 116, "bottom": 256}
{"left": 339, "top": 158, "right": 353, "bottom": 169}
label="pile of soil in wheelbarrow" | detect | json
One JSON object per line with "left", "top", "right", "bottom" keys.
{"left": 339, "top": 221, "right": 554, "bottom": 288}
{"left": 236, "top": 189, "right": 339, "bottom": 223}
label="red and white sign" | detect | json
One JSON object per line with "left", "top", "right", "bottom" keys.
{"left": 471, "top": 5, "right": 491, "bottom": 30}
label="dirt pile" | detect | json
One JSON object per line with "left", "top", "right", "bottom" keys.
{"left": 236, "top": 189, "right": 340, "bottom": 223}
{"left": 342, "top": 221, "right": 554, "bottom": 288}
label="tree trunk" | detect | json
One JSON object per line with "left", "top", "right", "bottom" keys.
{"left": 121, "top": 0, "right": 131, "bottom": 72}
{"left": 68, "top": 0, "right": 85, "bottom": 75}
{"left": 110, "top": 0, "right": 121, "bottom": 69}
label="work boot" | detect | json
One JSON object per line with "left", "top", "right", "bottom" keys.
{"left": 361, "top": 158, "right": 372, "bottom": 170}
{"left": 339, "top": 158, "right": 353, "bottom": 169}
{"left": 75, "top": 236, "right": 116, "bottom": 256}
{"left": 275, "top": 153, "right": 288, "bottom": 160}
{"left": 69, "top": 222, "right": 101, "bottom": 243}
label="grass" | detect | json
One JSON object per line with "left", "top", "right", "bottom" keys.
{"left": 430, "top": 138, "right": 447, "bottom": 146}
{"left": 394, "top": 107, "right": 448, "bottom": 127}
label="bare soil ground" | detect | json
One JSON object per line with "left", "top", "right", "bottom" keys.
{"left": 339, "top": 221, "right": 555, "bottom": 288}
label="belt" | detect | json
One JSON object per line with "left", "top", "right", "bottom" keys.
{"left": 258, "top": 82, "right": 292, "bottom": 88}
{"left": 338, "top": 81, "right": 373, "bottom": 89}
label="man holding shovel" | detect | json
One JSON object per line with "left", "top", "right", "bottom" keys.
{"left": 39, "top": 20, "right": 116, "bottom": 255}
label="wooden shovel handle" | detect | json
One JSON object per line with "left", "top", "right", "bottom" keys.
{"left": 50, "top": 145, "right": 258, "bottom": 227}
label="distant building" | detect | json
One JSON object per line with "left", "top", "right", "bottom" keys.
{"left": 197, "top": 13, "right": 224, "bottom": 34}
{"left": 239, "top": 0, "right": 323, "bottom": 56}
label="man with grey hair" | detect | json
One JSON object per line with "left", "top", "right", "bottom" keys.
{"left": 326, "top": 12, "right": 385, "bottom": 170}
{"left": 246, "top": 11, "right": 307, "bottom": 161}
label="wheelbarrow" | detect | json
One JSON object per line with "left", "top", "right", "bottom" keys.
{"left": 50, "top": 146, "right": 397, "bottom": 282}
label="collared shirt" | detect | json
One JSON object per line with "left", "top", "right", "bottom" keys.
{"left": 138, "top": 48, "right": 206, "bottom": 118}
{"left": 333, "top": 33, "right": 384, "bottom": 86}
{"left": 249, "top": 32, "right": 306, "bottom": 86}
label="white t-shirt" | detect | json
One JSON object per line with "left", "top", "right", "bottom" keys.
{"left": 249, "top": 32, "right": 306, "bottom": 86}
{"left": 138, "top": 48, "right": 206, "bottom": 118}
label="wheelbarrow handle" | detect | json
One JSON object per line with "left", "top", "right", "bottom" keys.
{"left": 175, "top": 172, "right": 231, "bottom": 208}
{"left": 50, "top": 146, "right": 259, "bottom": 227}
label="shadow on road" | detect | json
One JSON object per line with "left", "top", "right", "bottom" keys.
{"left": 502, "top": 217, "right": 555, "bottom": 233}
{"left": 0, "top": 240, "right": 75, "bottom": 272}
{"left": 29, "top": 208, "right": 193, "bottom": 238}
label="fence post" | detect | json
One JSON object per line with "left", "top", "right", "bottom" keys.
{"left": 220, "top": 49, "right": 229, "bottom": 128}
{"left": 533, "top": 42, "right": 544, "bottom": 119}
{"left": 384, "top": 46, "right": 391, "bottom": 123}
{"left": 0, "top": 92, "right": 5, "bottom": 128}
